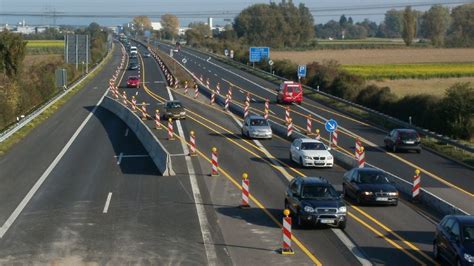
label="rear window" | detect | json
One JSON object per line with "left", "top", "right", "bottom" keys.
{"left": 399, "top": 131, "right": 418, "bottom": 140}
{"left": 167, "top": 102, "right": 182, "bottom": 108}
{"left": 129, "top": 77, "right": 138, "bottom": 80}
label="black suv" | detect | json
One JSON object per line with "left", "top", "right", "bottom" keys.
{"left": 434, "top": 215, "right": 474, "bottom": 265}
{"left": 342, "top": 168, "right": 399, "bottom": 206}
{"left": 384, "top": 128, "right": 421, "bottom": 153}
{"left": 285, "top": 176, "right": 347, "bottom": 229}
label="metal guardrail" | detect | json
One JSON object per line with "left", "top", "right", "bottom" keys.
{"left": 0, "top": 44, "right": 113, "bottom": 143}
{"left": 180, "top": 44, "right": 474, "bottom": 154}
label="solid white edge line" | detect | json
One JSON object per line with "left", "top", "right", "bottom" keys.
{"left": 0, "top": 85, "right": 111, "bottom": 238}
{"left": 165, "top": 86, "right": 218, "bottom": 265}
{"left": 103, "top": 192, "right": 113, "bottom": 213}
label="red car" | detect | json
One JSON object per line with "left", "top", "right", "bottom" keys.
{"left": 127, "top": 76, "right": 140, "bottom": 88}
{"left": 276, "top": 81, "right": 303, "bottom": 104}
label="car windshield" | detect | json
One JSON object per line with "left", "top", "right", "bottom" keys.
{"left": 167, "top": 102, "right": 182, "bottom": 108}
{"left": 250, "top": 119, "right": 268, "bottom": 126}
{"left": 359, "top": 171, "right": 390, "bottom": 184}
{"left": 301, "top": 185, "right": 338, "bottom": 199}
{"left": 301, "top": 142, "right": 326, "bottom": 151}
{"left": 463, "top": 225, "right": 474, "bottom": 242}
{"left": 129, "top": 77, "right": 138, "bottom": 80}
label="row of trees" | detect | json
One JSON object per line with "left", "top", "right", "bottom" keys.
{"left": 316, "top": 3, "right": 474, "bottom": 46}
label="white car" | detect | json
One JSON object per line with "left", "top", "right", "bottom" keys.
{"left": 290, "top": 138, "right": 334, "bottom": 168}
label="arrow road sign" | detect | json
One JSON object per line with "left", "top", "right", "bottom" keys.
{"left": 182, "top": 58, "right": 187, "bottom": 64}
{"left": 268, "top": 60, "right": 274, "bottom": 66}
{"left": 325, "top": 119, "right": 338, "bottom": 133}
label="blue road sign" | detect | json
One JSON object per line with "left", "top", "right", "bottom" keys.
{"left": 325, "top": 119, "right": 338, "bottom": 133}
{"left": 249, "top": 47, "right": 270, "bottom": 62}
{"left": 298, "top": 65, "right": 307, "bottom": 78}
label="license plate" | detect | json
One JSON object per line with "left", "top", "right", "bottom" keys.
{"left": 405, "top": 141, "right": 415, "bottom": 144}
{"left": 320, "top": 219, "right": 335, "bottom": 224}
{"left": 376, "top": 197, "right": 389, "bottom": 201}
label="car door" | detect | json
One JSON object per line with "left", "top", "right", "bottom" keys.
{"left": 343, "top": 170, "right": 353, "bottom": 196}
{"left": 290, "top": 139, "right": 301, "bottom": 161}
{"left": 287, "top": 179, "right": 302, "bottom": 215}
{"left": 346, "top": 170, "right": 359, "bottom": 198}
{"left": 385, "top": 130, "right": 394, "bottom": 146}
{"left": 242, "top": 117, "right": 249, "bottom": 135}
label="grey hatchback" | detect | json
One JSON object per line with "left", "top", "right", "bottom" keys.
{"left": 241, "top": 115, "right": 272, "bottom": 139}
{"left": 384, "top": 128, "right": 421, "bottom": 153}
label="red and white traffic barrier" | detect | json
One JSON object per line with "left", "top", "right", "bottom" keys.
{"left": 355, "top": 138, "right": 362, "bottom": 160}
{"left": 210, "top": 90, "right": 216, "bottom": 105}
{"left": 131, "top": 96, "right": 137, "bottom": 112}
{"left": 155, "top": 109, "right": 161, "bottom": 129}
{"left": 331, "top": 129, "right": 338, "bottom": 148}
{"left": 287, "top": 118, "right": 293, "bottom": 137}
{"left": 240, "top": 173, "right": 250, "bottom": 208}
{"left": 194, "top": 84, "right": 199, "bottom": 99}
{"left": 168, "top": 118, "right": 175, "bottom": 140}
{"left": 412, "top": 169, "right": 421, "bottom": 199}
{"left": 306, "top": 114, "right": 312, "bottom": 135}
{"left": 285, "top": 107, "right": 290, "bottom": 125}
{"left": 244, "top": 100, "right": 249, "bottom": 118}
{"left": 211, "top": 147, "right": 219, "bottom": 176}
{"left": 315, "top": 129, "right": 321, "bottom": 141}
{"left": 141, "top": 103, "right": 147, "bottom": 120}
{"left": 246, "top": 92, "right": 250, "bottom": 105}
{"left": 184, "top": 82, "right": 189, "bottom": 95}
{"left": 199, "top": 75, "right": 203, "bottom": 82}
{"left": 216, "top": 83, "right": 221, "bottom": 95}
{"left": 357, "top": 146, "right": 365, "bottom": 168}
{"left": 206, "top": 78, "right": 210, "bottom": 87}
{"left": 224, "top": 92, "right": 230, "bottom": 110}
{"left": 122, "top": 91, "right": 127, "bottom": 106}
{"left": 281, "top": 209, "right": 295, "bottom": 255}
{"left": 189, "top": 131, "right": 197, "bottom": 156}
{"left": 264, "top": 98, "right": 269, "bottom": 120}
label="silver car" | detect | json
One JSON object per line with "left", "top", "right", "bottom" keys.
{"left": 242, "top": 115, "right": 272, "bottom": 139}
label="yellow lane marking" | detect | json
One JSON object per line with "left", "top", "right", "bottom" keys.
{"left": 220, "top": 78, "right": 474, "bottom": 198}
{"left": 349, "top": 213, "right": 426, "bottom": 266}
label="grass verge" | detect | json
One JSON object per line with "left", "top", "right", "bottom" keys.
{"left": 0, "top": 45, "right": 115, "bottom": 156}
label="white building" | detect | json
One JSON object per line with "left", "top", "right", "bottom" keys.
{"left": 208, "top": 17, "right": 213, "bottom": 29}
{"left": 178, "top": 27, "right": 190, "bottom": 36}
{"left": 151, "top": 22, "right": 162, "bottom": 31}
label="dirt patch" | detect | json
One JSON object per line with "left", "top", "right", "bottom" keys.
{"left": 272, "top": 48, "right": 474, "bottom": 65}
{"left": 369, "top": 77, "right": 474, "bottom": 97}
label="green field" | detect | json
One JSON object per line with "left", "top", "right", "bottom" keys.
{"left": 26, "top": 40, "right": 63, "bottom": 54}
{"left": 343, "top": 63, "right": 474, "bottom": 79}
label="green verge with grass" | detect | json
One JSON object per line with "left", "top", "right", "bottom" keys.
{"left": 0, "top": 44, "right": 114, "bottom": 156}
{"left": 343, "top": 63, "right": 474, "bottom": 79}
{"left": 26, "top": 40, "right": 64, "bottom": 55}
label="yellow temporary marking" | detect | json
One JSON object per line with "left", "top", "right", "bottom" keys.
{"left": 221, "top": 78, "right": 474, "bottom": 197}
{"left": 349, "top": 213, "right": 426, "bottom": 266}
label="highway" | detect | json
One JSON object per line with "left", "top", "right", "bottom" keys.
{"left": 0, "top": 38, "right": 467, "bottom": 264}
{"left": 155, "top": 42, "right": 474, "bottom": 215}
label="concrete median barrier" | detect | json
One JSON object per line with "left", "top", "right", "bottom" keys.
{"left": 101, "top": 96, "right": 175, "bottom": 176}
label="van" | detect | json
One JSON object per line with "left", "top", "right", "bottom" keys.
{"left": 276, "top": 81, "right": 303, "bottom": 104}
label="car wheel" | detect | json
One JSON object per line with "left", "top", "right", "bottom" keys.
{"left": 338, "top": 220, "right": 347, "bottom": 230}
{"left": 433, "top": 241, "right": 439, "bottom": 260}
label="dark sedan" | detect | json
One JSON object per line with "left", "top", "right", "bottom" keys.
{"left": 342, "top": 168, "right": 399, "bottom": 206}
{"left": 384, "top": 128, "right": 421, "bottom": 153}
{"left": 434, "top": 215, "right": 474, "bottom": 265}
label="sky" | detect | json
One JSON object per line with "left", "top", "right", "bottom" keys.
{"left": 0, "top": 0, "right": 469, "bottom": 27}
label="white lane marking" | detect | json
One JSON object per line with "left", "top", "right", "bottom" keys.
{"left": 169, "top": 153, "right": 189, "bottom": 157}
{"left": 102, "top": 192, "right": 113, "bottom": 214}
{"left": 214, "top": 74, "right": 218, "bottom": 77}
{"left": 165, "top": 86, "right": 217, "bottom": 265}
{"left": 208, "top": 70, "right": 212, "bottom": 73}
{"left": 0, "top": 85, "right": 111, "bottom": 238}
{"left": 227, "top": 108, "right": 371, "bottom": 266}
{"left": 239, "top": 90, "right": 244, "bottom": 93}
{"left": 117, "top": 152, "right": 123, "bottom": 165}
{"left": 332, "top": 228, "right": 372, "bottom": 266}
{"left": 113, "top": 154, "right": 148, "bottom": 158}
{"left": 124, "top": 128, "right": 129, "bottom": 137}
{"left": 251, "top": 98, "right": 257, "bottom": 102}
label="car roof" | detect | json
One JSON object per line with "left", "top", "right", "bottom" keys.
{"left": 353, "top": 167, "right": 384, "bottom": 174}
{"left": 394, "top": 128, "right": 417, "bottom": 133}
{"left": 297, "top": 176, "right": 329, "bottom": 185}
{"left": 445, "top": 215, "right": 474, "bottom": 224}
{"left": 299, "top": 138, "right": 323, "bottom": 144}
{"left": 247, "top": 115, "right": 265, "bottom": 120}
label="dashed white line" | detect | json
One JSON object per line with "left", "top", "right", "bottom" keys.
{"left": 102, "top": 192, "right": 113, "bottom": 213}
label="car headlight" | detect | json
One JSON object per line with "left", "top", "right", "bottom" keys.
{"left": 362, "top": 191, "right": 373, "bottom": 196}
{"left": 338, "top": 206, "right": 347, "bottom": 213}
{"left": 388, "top": 192, "right": 398, "bottom": 196}
{"left": 303, "top": 206, "right": 314, "bottom": 213}
{"left": 303, "top": 156, "right": 312, "bottom": 159}
{"left": 327, "top": 156, "right": 333, "bottom": 160}
{"left": 465, "top": 253, "right": 474, "bottom": 263}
